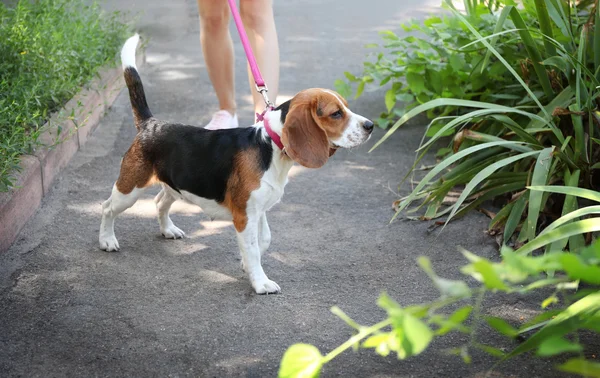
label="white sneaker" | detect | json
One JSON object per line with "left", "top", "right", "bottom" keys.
{"left": 204, "top": 110, "right": 239, "bottom": 130}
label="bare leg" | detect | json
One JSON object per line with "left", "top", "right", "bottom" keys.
{"left": 240, "top": 0, "right": 280, "bottom": 114}
{"left": 99, "top": 186, "right": 145, "bottom": 251}
{"left": 155, "top": 187, "right": 185, "bottom": 239}
{"left": 197, "top": 0, "right": 236, "bottom": 115}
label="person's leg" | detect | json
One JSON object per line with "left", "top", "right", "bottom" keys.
{"left": 197, "top": 0, "right": 238, "bottom": 129}
{"left": 240, "top": 0, "right": 280, "bottom": 115}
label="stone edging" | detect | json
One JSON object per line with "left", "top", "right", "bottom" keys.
{"left": 0, "top": 49, "right": 145, "bottom": 253}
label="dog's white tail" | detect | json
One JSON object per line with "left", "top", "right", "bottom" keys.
{"left": 121, "top": 34, "right": 140, "bottom": 69}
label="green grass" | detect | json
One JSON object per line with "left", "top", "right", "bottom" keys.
{"left": 0, "top": 0, "right": 130, "bottom": 191}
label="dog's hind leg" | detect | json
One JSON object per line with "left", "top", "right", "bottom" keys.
{"left": 99, "top": 139, "right": 155, "bottom": 251}
{"left": 155, "top": 185, "right": 185, "bottom": 239}
{"left": 100, "top": 185, "right": 145, "bottom": 251}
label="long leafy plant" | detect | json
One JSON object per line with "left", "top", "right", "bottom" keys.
{"left": 339, "top": 0, "right": 600, "bottom": 249}
{"left": 281, "top": 0, "right": 600, "bottom": 376}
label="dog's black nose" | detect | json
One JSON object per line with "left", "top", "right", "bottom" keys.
{"left": 363, "top": 120, "right": 374, "bottom": 133}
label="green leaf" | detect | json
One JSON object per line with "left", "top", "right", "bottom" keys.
{"left": 542, "top": 56, "right": 568, "bottom": 75}
{"left": 355, "top": 81, "right": 366, "bottom": 99}
{"left": 533, "top": 0, "right": 557, "bottom": 56}
{"left": 343, "top": 72, "right": 357, "bottom": 82}
{"left": 418, "top": 257, "right": 471, "bottom": 298}
{"left": 547, "top": 170, "right": 583, "bottom": 253}
{"left": 378, "top": 292, "right": 402, "bottom": 312}
{"left": 279, "top": 344, "right": 323, "bottom": 378}
{"left": 526, "top": 147, "right": 554, "bottom": 242}
{"left": 444, "top": 2, "right": 561, "bottom": 140}
{"left": 475, "top": 343, "right": 506, "bottom": 358}
{"left": 480, "top": 5, "right": 512, "bottom": 73}
{"left": 507, "top": 292, "right": 600, "bottom": 359}
{"left": 362, "top": 333, "right": 389, "bottom": 348}
{"left": 486, "top": 316, "right": 518, "bottom": 338}
{"left": 333, "top": 79, "right": 351, "bottom": 99}
{"left": 541, "top": 295, "right": 558, "bottom": 309}
{"left": 436, "top": 306, "right": 473, "bottom": 335}
{"left": 558, "top": 358, "right": 600, "bottom": 377}
{"left": 371, "top": 97, "right": 547, "bottom": 151}
{"left": 449, "top": 54, "right": 466, "bottom": 72}
{"left": 444, "top": 151, "right": 541, "bottom": 228}
{"left": 472, "top": 260, "right": 509, "bottom": 290}
{"left": 423, "top": 16, "right": 442, "bottom": 27}
{"left": 331, "top": 306, "right": 361, "bottom": 330}
{"left": 385, "top": 89, "right": 396, "bottom": 112}
{"left": 406, "top": 72, "right": 426, "bottom": 94}
{"left": 541, "top": 205, "right": 600, "bottom": 235}
{"left": 504, "top": 194, "right": 527, "bottom": 244}
{"left": 560, "top": 254, "right": 600, "bottom": 284}
{"left": 516, "top": 219, "right": 600, "bottom": 255}
{"left": 394, "top": 312, "right": 433, "bottom": 357}
{"left": 528, "top": 186, "right": 600, "bottom": 202}
{"left": 393, "top": 141, "right": 531, "bottom": 216}
{"left": 537, "top": 336, "right": 582, "bottom": 357}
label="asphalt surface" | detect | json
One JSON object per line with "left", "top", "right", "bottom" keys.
{"left": 0, "top": 1, "right": 576, "bottom": 377}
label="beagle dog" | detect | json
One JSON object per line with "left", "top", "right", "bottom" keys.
{"left": 99, "top": 35, "right": 374, "bottom": 294}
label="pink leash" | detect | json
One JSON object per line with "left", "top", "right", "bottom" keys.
{"left": 227, "top": 0, "right": 273, "bottom": 111}
{"left": 226, "top": 0, "right": 284, "bottom": 151}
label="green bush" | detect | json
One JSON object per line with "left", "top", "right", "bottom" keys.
{"left": 340, "top": 0, "right": 600, "bottom": 251}
{"left": 282, "top": 0, "right": 600, "bottom": 376}
{"left": 0, "top": 0, "right": 130, "bottom": 191}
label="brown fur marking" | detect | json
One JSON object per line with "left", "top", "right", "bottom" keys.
{"left": 115, "top": 138, "right": 156, "bottom": 194}
{"left": 222, "top": 148, "right": 264, "bottom": 232}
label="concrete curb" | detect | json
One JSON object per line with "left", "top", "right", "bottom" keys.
{"left": 0, "top": 49, "right": 145, "bottom": 253}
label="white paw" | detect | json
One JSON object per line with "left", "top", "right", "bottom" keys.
{"left": 240, "top": 259, "right": 247, "bottom": 273}
{"left": 161, "top": 224, "right": 185, "bottom": 239}
{"left": 252, "top": 278, "right": 281, "bottom": 294}
{"left": 99, "top": 234, "right": 120, "bottom": 251}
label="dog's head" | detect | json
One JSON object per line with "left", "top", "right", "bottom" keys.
{"left": 280, "top": 88, "right": 373, "bottom": 168}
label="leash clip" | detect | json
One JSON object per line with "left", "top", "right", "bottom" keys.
{"left": 255, "top": 84, "right": 275, "bottom": 109}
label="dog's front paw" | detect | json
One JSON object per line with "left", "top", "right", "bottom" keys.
{"left": 99, "top": 234, "right": 120, "bottom": 251}
{"left": 252, "top": 278, "right": 281, "bottom": 294}
{"left": 161, "top": 224, "right": 185, "bottom": 239}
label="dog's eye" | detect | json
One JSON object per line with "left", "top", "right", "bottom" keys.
{"left": 330, "top": 110, "right": 343, "bottom": 119}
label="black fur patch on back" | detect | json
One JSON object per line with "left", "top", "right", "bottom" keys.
{"left": 138, "top": 122, "right": 273, "bottom": 202}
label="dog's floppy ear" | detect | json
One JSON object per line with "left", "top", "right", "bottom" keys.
{"left": 281, "top": 100, "right": 330, "bottom": 168}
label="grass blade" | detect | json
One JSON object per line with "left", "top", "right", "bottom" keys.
{"left": 595, "top": 0, "right": 600, "bottom": 76}
{"left": 515, "top": 218, "right": 600, "bottom": 255}
{"left": 394, "top": 141, "right": 532, "bottom": 215}
{"left": 504, "top": 194, "right": 528, "bottom": 244}
{"left": 526, "top": 147, "right": 554, "bottom": 241}
{"left": 533, "top": 0, "right": 557, "bottom": 56}
{"left": 371, "top": 98, "right": 547, "bottom": 152}
{"left": 545, "top": 170, "right": 584, "bottom": 253}
{"left": 417, "top": 106, "right": 549, "bottom": 152}
{"left": 444, "top": 150, "right": 541, "bottom": 227}
{"left": 443, "top": 2, "right": 564, "bottom": 143}
{"left": 528, "top": 186, "right": 600, "bottom": 202}
{"left": 480, "top": 5, "right": 513, "bottom": 73}
{"left": 507, "top": 6, "right": 554, "bottom": 97}
{"left": 489, "top": 115, "right": 543, "bottom": 146}
{"left": 541, "top": 205, "right": 600, "bottom": 235}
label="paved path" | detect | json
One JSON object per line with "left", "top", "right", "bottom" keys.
{"left": 1, "top": 1, "right": 562, "bottom": 377}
